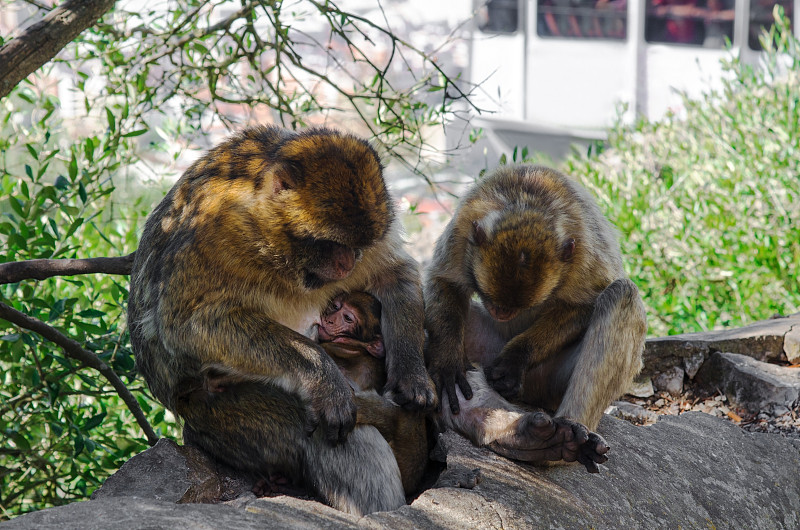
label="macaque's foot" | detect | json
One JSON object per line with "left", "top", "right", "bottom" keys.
{"left": 487, "top": 413, "right": 609, "bottom": 473}
{"left": 484, "top": 355, "right": 523, "bottom": 400}
{"left": 576, "top": 431, "right": 610, "bottom": 474}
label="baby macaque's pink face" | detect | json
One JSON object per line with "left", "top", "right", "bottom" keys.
{"left": 319, "top": 293, "right": 384, "bottom": 358}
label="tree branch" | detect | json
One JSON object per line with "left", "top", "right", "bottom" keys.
{"left": 0, "top": 301, "right": 158, "bottom": 446}
{"left": 0, "top": 253, "right": 135, "bottom": 285}
{"left": 0, "top": 0, "right": 118, "bottom": 99}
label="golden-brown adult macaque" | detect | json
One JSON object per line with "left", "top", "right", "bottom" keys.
{"left": 128, "top": 125, "right": 436, "bottom": 516}
{"left": 318, "top": 291, "right": 428, "bottom": 496}
{"left": 424, "top": 165, "right": 646, "bottom": 469}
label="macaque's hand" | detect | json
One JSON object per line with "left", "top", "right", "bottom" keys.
{"left": 386, "top": 360, "right": 438, "bottom": 412}
{"left": 488, "top": 413, "right": 609, "bottom": 473}
{"left": 484, "top": 350, "right": 524, "bottom": 400}
{"left": 428, "top": 356, "right": 473, "bottom": 415}
{"left": 306, "top": 362, "right": 357, "bottom": 446}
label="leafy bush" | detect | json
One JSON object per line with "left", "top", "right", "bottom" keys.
{"left": 0, "top": 84, "right": 174, "bottom": 518}
{"left": 558, "top": 10, "right": 799, "bottom": 336}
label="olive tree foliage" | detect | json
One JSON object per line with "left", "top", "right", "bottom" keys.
{"left": 0, "top": 0, "right": 479, "bottom": 518}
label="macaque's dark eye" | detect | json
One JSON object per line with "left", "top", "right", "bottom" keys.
{"left": 344, "top": 312, "right": 354, "bottom": 324}
{"left": 333, "top": 300, "right": 342, "bottom": 311}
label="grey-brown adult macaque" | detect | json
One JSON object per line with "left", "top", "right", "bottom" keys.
{"left": 128, "top": 125, "right": 436, "bottom": 516}
{"left": 425, "top": 165, "right": 646, "bottom": 470}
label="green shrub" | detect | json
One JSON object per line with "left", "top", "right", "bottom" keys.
{"left": 0, "top": 85, "right": 177, "bottom": 519}
{"left": 558, "top": 10, "right": 799, "bottom": 336}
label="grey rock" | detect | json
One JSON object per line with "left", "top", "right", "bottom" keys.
{"left": 5, "top": 413, "right": 800, "bottom": 529}
{"left": 624, "top": 376, "right": 655, "bottom": 398}
{"left": 653, "top": 365, "right": 684, "bottom": 396}
{"left": 696, "top": 351, "right": 800, "bottom": 413}
{"left": 772, "top": 405, "right": 791, "bottom": 417}
{"left": 683, "top": 350, "right": 706, "bottom": 379}
{"left": 786, "top": 324, "right": 800, "bottom": 364}
{"left": 607, "top": 400, "right": 658, "bottom": 424}
{"left": 644, "top": 313, "right": 800, "bottom": 377}
{"left": 91, "top": 438, "right": 251, "bottom": 504}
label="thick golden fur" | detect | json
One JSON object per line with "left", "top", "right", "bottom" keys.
{"left": 128, "top": 125, "right": 434, "bottom": 515}
{"left": 425, "top": 165, "right": 646, "bottom": 431}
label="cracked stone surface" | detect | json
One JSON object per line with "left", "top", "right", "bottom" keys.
{"left": 696, "top": 351, "right": 800, "bottom": 413}
{"left": 4, "top": 413, "right": 800, "bottom": 529}
{"left": 643, "top": 313, "right": 800, "bottom": 377}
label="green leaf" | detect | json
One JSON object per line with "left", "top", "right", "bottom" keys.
{"left": 75, "top": 321, "right": 105, "bottom": 334}
{"left": 69, "top": 153, "right": 78, "bottom": 180}
{"left": 64, "top": 217, "right": 84, "bottom": 239}
{"left": 9, "top": 196, "right": 25, "bottom": 217}
{"left": 84, "top": 139, "right": 94, "bottom": 162}
{"left": 84, "top": 438, "right": 97, "bottom": 453}
{"left": 37, "top": 161, "right": 50, "bottom": 179}
{"left": 106, "top": 107, "right": 116, "bottom": 133}
{"left": 82, "top": 413, "right": 106, "bottom": 431}
{"left": 55, "top": 175, "right": 70, "bottom": 189}
{"left": 73, "top": 435, "right": 85, "bottom": 457}
{"left": 122, "top": 129, "right": 148, "bottom": 138}
{"left": 77, "top": 309, "right": 105, "bottom": 318}
{"left": 48, "top": 298, "right": 68, "bottom": 321}
{"left": 6, "top": 430, "right": 31, "bottom": 452}
{"left": 50, "top": 422, "right": 64, "bottom": 437}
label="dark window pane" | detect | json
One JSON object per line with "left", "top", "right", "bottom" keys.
{"left": 477, "top": 0, "right": 519, "bottom": 34}
{"left": 645, "top": 0, "right": 735, "bottom": 48}
{"left": 749, "top": 1, "right": 794, "bottom": 49}
{"left": 537, "top": 0, "right": 628, "bottom": 41}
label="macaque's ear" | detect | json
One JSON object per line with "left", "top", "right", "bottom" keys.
{"left": 471, "top": 220, "right": 488, "bottom": 247}
{"left": 272, "top": 163, "right": 300, "bottom": 194}
{"left": 366, "top": 337, "right": 385, "bottom": 359}
{"left": 561, "top": 238, "right": 576, "bottom": 261}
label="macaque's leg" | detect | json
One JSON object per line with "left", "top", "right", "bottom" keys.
{"left": 439, "top": 371, "right": 608, "bottom": 472}
{"left": 305, "top": 425, "right": 405, "bottom": 515}
{"left": 554, "top": 279, "right": 646, "bottom": 430}
{"left": 178, "top": 381, "right": 404, "bottom": 516}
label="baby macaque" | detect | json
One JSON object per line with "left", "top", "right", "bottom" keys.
{"left": 318, "top": 292, "right": 429, "bottom": 496}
